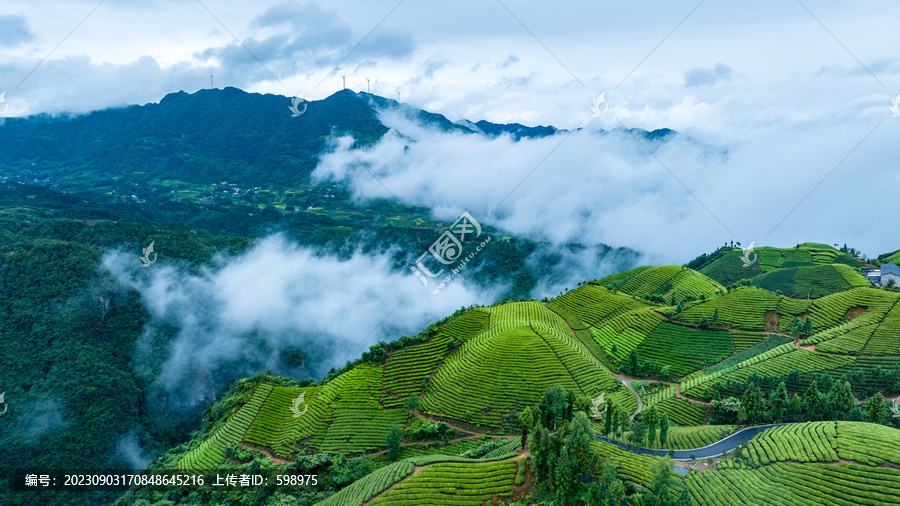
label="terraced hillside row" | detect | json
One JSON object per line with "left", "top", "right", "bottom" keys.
{"left": 369, "top": 459, "right": 519, "bottom": 505}
{"left": 804, "top": 296, "right": 900, "bottom": 355}
{"left": 549, "top": 284, "right": 649, "bottom": 329}
{"left": 319, "top": 367, "right": 409, "bottom": 454}
{"left": 642, "top": 384, "right": 678, "bottom": 408}
{"left": 591, "top": 307, "right": 664, "bottom": 363}
{"left": 633, "top": 383, "right": 707, "bottom": 427}
{"left": 676, "top": 286, "right": 898, "bottom": 342}
{"left": 688, "top": 462, "right": 900, "bottom": 505}
{"left": 383, "top": 309, "right": 491, "bottom": 407}
{"left": 806, "top": 288, "right": 899, "bottom": 333}
{"left": 134, "top": 239, "right": 900, "bottom": 506}
{"left": 635, "top": 323, "right": 734, "bottom": 377}
{"left": 722, "top": 422, "right": 900, "bottom": 469}
{"left": 731, "top": 422, "right": 839, "bottom": 465}
{"left": 315, "top": 460, "right": 416, "bottom": 506}
{"left": 677, "top": 287, "right": 796, "bottom": 331}
{"left": 315, "top": 452, "right": 522, "bottom": 506}
{"left": 595, "top": 265, "right": 725, "bottom": 303}
{"left": 422, "top": 301, "right": 636, "bottom": 425}
{"left": 242, "top": 384, "right": 311, "bottom": 456}
{"left": 592, "top": 441, "right": 680, "bottom": 487}
{"left": 371, "top": 439, "right": 491, "bottom": 468}
{"left": 687, "top": 422, "right": 900, "bottom": 505}
{"left": 174, "top": 300, "right": 644, "bottom": 461}
{"left": 178, "top": 383, "right": 274, "bottom": 469}
{"left": 239, "top": 366, "right": 408, "bottom": 456}
{"left": 681, "top": 347, "right": 855, "bottom": 400}
{"left": 664, "top": 425, "right": 736, "bottom": 450}
{"left": 553, "top": 283, "right": 822, "bottom": 380}
{"left": 655, "top": 397, "right": 709, "bottom": 426}
{"left": 730, "top": 331, "right": 771, "bottom": 351}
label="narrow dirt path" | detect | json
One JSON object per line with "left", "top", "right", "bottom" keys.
{"left": 363, "top": 434, "right": 489, "bottom": 457}
{"left": 239, "top": 443, "right": 294, "bottom": 465}
{"left": 412, "top": 410, "right": 484, "bottom": 437}
{"left": 619, "top": 378, "right": 642, "bottom": 421}
{"left": 795, "top": 340, "right": 816, "bottom": 351}
{"left": 673, "top": 383, "right": 711, "bottom": 406}
{"left": 363, "top": 464, "right": 429, "bottom": 505}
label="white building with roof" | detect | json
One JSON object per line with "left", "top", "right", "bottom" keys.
{"left": 864, "top": 268, "right": 882, "bottom": 285}
{"left": 882, "top": 263, "right": 900, "bottom": 287}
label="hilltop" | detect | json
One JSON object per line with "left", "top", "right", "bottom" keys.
{"left": 688, "top": 242, "right": 868, "bottom": 286}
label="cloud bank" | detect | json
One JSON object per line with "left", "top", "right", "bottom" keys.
{"left": 103, "top": 234, "right": 503, "bottom": 397}
{"left": 312, "top": 100, "right": 900, "bottom": 264}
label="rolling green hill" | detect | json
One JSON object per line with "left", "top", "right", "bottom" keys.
{"left": 594, "top": 265, "right": 725, "bottom": 303}
{"left": 172, "top": 301, "right": 640, "bottom": 468}
{"left": 420, "top": 301, "right": 634, "bottom": 425}
{"left": 696, "top": 243, "right": 865, "bottom": 286}
{"left": 747, "top": 264, "right": 870, "bottom": 298}
{"left": 115, "top": 241, "right": 900, "bottom": 506}
{"left": 7, "top": 83, "right": 900, "bottom": 505}
{"left": 882, "top": 250, "right": 900, "bottom": 265}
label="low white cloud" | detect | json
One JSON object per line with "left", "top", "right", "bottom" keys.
{"left": 103, "top": 234, "right": 503, "bottom": 391}
{"left": 114, "top": 431, "right": 151, "bottom": 470}
{"left": 15, "top": 397, "right": 68, "bottom": 444}
{"left": 526, "top": 243, "right": 640, "bottom": 298}
{"left": 313, "top": 98, "right": 900, "bottom": 264}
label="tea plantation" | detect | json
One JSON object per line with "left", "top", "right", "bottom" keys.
{"left": 145, "top": 242, "right": 900, "bottom": 505}
{"left": 689, "top": 422, "right": 900, "bottom": 505}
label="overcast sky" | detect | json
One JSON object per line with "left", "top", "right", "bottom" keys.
{"left": 2, "top": 0, "right": 899, "bottom": 260}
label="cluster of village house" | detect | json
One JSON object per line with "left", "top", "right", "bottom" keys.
{"left": 863, "top": 263, "right": 900, "bottom": 287}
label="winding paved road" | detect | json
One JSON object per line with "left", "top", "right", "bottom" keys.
{"left": 595, "top": 423, "right": 792, "bottom": 460}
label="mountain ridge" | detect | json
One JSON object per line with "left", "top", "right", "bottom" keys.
{"left": 0, "top": 87, "right": 680, "bottom": 192}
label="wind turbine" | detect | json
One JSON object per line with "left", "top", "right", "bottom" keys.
{"left": 341, "top": 75, "right": 345, "bottom": 90}
{"left": 397, "top": 89, "right": 400, "bottom": 102}
{"left": 365, "top": 77, "right": 370, "bottom": 93}
{"left": 210, "top": 72, "right": 214, "bottom": 88}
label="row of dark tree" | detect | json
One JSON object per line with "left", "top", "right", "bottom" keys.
{"left": 517, "top": 386, "right": 693, "bottom": 506}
